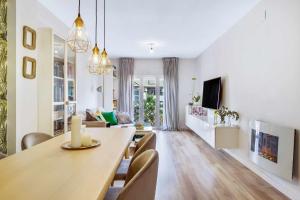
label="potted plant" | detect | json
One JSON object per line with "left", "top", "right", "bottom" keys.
{"left": 214, "top": 106, "right": 228, "bottom": 124}
{"left": 215, "top": 106, "right": 239, "bottom": 126}
{"left": 228, "top": 110, "right": 239, "bottom": 125}
{"left": 192, "top": 95, "right": 201, "bottom": 106}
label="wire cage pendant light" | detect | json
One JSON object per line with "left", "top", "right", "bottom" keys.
{"left": 67, "top": 0, "right": 90, "bottom": 53}
{"left": 88, "top": 0, "right": 102, "bottom": 74}
{"left": 99, "top": 0, "right": 113, "bottom": 74}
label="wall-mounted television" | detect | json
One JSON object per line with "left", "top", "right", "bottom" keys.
{"left": 202, "top": 77, "right": 221, "bottom": 109}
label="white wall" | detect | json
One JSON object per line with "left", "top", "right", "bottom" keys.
{"left": 178, "top": 59, "right": 197, "bottom": 129}
{"left": 76, "top": 52, "right": 101, "bottom": 112}
{"left": 194, "top": 0, "right": 300, "bottom": 198}
{"left": 8, "top": 0, "right": 40, "bottom": 153}
{"left": 134, "top": 59, "right": 164, "bottom": 77}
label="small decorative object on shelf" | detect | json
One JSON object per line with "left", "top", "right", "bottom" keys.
{"left": 227, "top": 110, "right": 239, "bottom": 126}
{"left": 192, "top": 95, "right": 201, "bottom": 105}
{"left": 215, "top": 106, "right": 228, "bottom": 124}
{"left": 191, "top": 106, "right": 207, "bottom": 117}
{"left": 214, "top": 106, "right": 239, "bottom": 126}
{"left": 113, "top": 65, "right": 117, "bottom": 78}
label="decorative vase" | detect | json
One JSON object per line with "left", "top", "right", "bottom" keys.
{"left": 220, "top": 116, "right": 226, "bottom": 125}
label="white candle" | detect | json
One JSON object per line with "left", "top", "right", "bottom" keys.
{"left": 71, "top": 115, "right": 82, "bottom": 148}
{"left": 81, "top": 133, "right": 92, "bottom": 147}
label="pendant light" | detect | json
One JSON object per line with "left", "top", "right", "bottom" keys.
{"left": 88, "top": 0, "right": 101, "bottom": 74}
{"left": 99, "top": 0, "right": 113, "bottom": 74}
{"left": 67, "top": 0, "right": 90, "bottom": 53}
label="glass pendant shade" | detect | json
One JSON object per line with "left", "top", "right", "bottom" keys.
{"left": 67, "top": 15, "right": 90, "bottom": 53}
{"left": 88, "top": 45, "right": 102, "bottom": 74}
{"left": 99, "top": 48, "right": 112, "bottom": 74}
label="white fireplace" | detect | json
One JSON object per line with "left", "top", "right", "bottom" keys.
{"left": 249, "top": 120, "right": 295, "bottom": 181}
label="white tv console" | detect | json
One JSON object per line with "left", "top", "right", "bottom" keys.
{"left": 185, "top": 106, "right": 239, "bottom": 149}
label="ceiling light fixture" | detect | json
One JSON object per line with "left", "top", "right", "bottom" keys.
{"left": 148, "top": 43, "right": 154, "bottom": 53}
{"left": 99, "top": 0, "right": 113, "bottom": 74}
{"left": 88, "top": 0, "right": 101, "bottom": 74}
{"left": 67, "top": 0, "right": 90, "bottom": 53}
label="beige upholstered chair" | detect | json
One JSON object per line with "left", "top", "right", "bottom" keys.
{"left": 21, "top": 132, "right": 53, "bottom": 150}
{"left": 0, "top": 152, "right": 7, "bottom": 160}
{"left": 113, "top": 133, "right": 156, "bottom": 182}
{"left": 105, "top": 149, "right": 159, "bottom": 200}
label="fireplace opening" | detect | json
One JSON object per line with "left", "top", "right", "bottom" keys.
{"left": 258, "top": 132, "right": 279, "bottom": 163}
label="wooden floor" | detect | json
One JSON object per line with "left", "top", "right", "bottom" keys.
{"left": 155, "top": 131, "right": 289, "bottom": 200}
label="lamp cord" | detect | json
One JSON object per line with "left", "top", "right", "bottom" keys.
{"left": 95, "top": 0, "right": 98, "bottom": 44}
{"left": 104, "top": 0, "right": 106, "bottom": 48}
{"left": 78, "top": 0, "right": 81, "bottom": 16}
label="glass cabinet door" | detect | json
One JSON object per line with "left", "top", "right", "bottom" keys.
{"left": 53, "top": 35, "right": 65, "bottom": 136}
{"left": 66, "top": 45, "right": 77, "bottom": 132}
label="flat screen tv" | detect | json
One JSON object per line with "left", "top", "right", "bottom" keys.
{"left": 202, "top": 77, "right": 221, "bottom": 109}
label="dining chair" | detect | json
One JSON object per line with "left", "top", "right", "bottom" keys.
{"left": 0, "top": 152, "right": 7, "bottom": 160}
{"left": 105, "top": 149, "right": 159, "bottom": 200}
{"left": 21, "top": 132, "right": 53, "bottom": 150}
{"left": 113, "top": 133, "right": 156, "bottom": 182}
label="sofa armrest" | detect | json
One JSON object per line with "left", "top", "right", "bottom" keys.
{"left": 83, "top": 121, "right": 107, "bottom": 128}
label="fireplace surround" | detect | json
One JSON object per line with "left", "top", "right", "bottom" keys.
{"left": 249, "top": 120, "right": 295, "bottom": 181}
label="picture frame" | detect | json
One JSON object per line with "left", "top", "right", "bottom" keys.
{"left": 22, "top": 56, "right": 36, "bottom": 79}
{"left": 23, "top": 26, "right": 36, "bottom": 50}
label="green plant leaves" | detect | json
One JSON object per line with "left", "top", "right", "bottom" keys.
{"left": 0, "top": 0, "right": 7, "bottom": 154}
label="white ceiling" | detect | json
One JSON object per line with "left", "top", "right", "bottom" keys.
{"left": 38, "top": 0, "right": 260, "bottom": 58}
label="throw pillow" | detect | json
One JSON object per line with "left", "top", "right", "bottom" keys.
{"left": 102, "top": 112, "right": 118, "bottom": 126}
{"left": 86, "top": 109, "right": 97, "bottom": 121}
{"left": 116, "top": 112, "right": 133, "bottom": 124}
{"left": 96, "top": 112, "right": 106, "bottom": 122}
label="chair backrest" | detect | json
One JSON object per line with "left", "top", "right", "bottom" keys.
{"left": 0, "top": 152, "right": 7, "bottom": 160}
{"left": 21, "top": 132, "right": 53, "bottom": 150}
{"left": 117, "top": 149, "right": 159, "bottom": 200}
{"left": 131, "top": 133, "right": 156, "bottom": 165}
{"left": 135, "top": 133, "right": 152, "bottom": 150}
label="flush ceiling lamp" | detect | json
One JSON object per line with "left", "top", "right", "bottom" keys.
{"left": 99, "top": 0, "right": 113, "bottom": 74}
{"left": 67, "top": 0, "right": 90, "bottom": 53}
{"left": 148, "top": 43, "right": 155, "bottom": 53}
{"left": 88, "top": 0, "right": 102, "bottom": 74}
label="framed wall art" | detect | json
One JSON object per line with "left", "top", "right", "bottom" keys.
{"left": 23, "top": 26, "right": 36, "bottom": 50}
{"left": 22, "top": 56, "right": 36, "bottom": 79}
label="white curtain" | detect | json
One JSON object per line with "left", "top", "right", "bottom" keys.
{"left": 118, "top": 58, "right": 134, "bottom": 118}
{"left": 163, "top": 57, "right": 179, "bottom": 131}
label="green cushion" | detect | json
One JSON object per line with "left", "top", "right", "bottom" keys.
{"left": 101, "top": 112, "right": 118, "bottom": 125}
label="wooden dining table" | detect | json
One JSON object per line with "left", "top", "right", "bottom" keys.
{"left": 0, "top": 127, "right": 135, "bottom": 200}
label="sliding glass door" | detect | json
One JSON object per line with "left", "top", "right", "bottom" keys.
{"left": 133, "top": 76, "right": 163, "bottom": 129}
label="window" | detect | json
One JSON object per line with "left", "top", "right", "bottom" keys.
{"left": 133, "top": 76, "right": 163, "bottom": 129}
{"left": 133, "top": 79, "right": 141, "bottom": 122}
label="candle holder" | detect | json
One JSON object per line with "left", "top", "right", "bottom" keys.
{"left": 61, "top": 139, "right": 101, "bottom": 150}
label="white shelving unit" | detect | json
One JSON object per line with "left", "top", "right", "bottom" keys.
{"left": 185, "top": 106, "right": 239, "bottom": 149}
{"left": 112, "top": 66, "right": 118, "bottom": 111}
{"left": 37, "top": 28, "right": 77, "bottom": 136}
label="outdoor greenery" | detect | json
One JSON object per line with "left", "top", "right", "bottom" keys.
{"left": 144, "top": 94, "right": 156, "bottom": 126}
{"left": 0, "top": 0, "right": 7, "bottom": 153}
